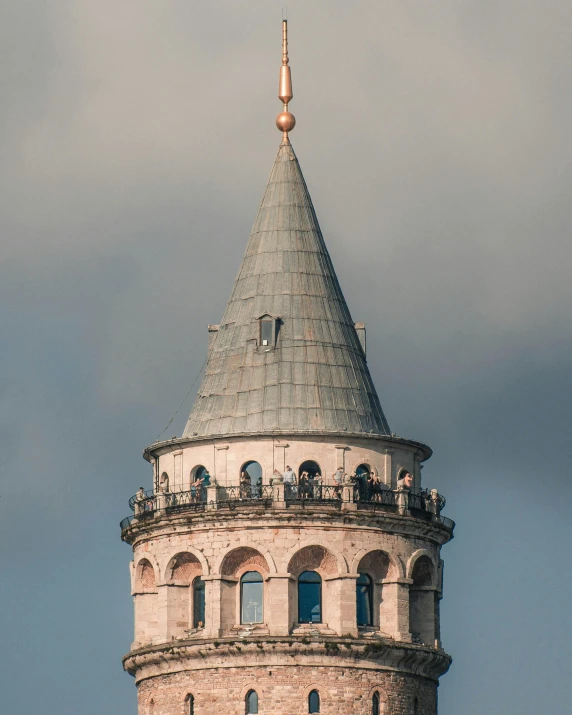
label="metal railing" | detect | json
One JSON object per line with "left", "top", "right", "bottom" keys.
{"left": 285, "top": 483, "right": 342, "bottom": 507}
{"left": 217, "top": 485, "right": 273, "bottom": 509}
{"left": 121, "top": 484, "right": 454, "bottom": 533}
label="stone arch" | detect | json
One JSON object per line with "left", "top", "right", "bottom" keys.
{"left": 240, "top": 683, "right": 262, "bottom": 700}
{"left": 287, "top": 545, "right": 341, "bottom": 578}
{"left": 303, "top": 683, "right": 323, "bottom": 699}
{"left": 164, "top": 546, "right": 209, "bottom": 581}
{"left": 351, "top": 460, "right": 376, "bottom": 476}
{"left": 368, "top": 686, "right": 388, "bottom": 714}
{"left": 297, "top": 458, "right": 322, "bottom": 478}
{"left": 165, "top": 552, "right": 203, "bottom": 584}
{"left": 215, "top": 544, "right": 276, "bottom": 577}
{"left": 406, "top": 549, "right": 437, "bottom": 584}
{"left": 135, "top": 557, "right": 158, "bottom": 591}
{"left": 282, "top": 539, "right": 347, "bottom": 576}
{"left": 351, "top": 548, "right": 403, "bottom": 580}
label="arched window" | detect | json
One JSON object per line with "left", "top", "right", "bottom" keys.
{"left": 309, "top": 689, "right": 320, "bottom": 713}
{"left": 298, "top": 460, "right": 321, "bottom": 478}
{"left": 245, "top": 690, "right": 259, "bottom": 714}
{"left": 298, "top": 571, "right": 322, "bottom": 623}
{"left": 193, "top": 577, "right": 205, "bottom": 628}
{"left": 186, "top": 694, "right": 194, "bottom": 715}
{"left": 372, "top": 692, "right": 380, "bottom": 715}
{"left": 356, "top": 572, "right": 374, "bottom": 626}
{"left": 241, "top": 572, "right": 264, "bottom": 624}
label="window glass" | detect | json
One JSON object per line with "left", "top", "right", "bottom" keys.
{"left": 193, "top": 577, "right": 205, "bottom": 628}
{"left": 309, "top": 689, "right": 320, "bottom": 713}
{"left": 298, "top": 571, "right": 322, "bottom": 623}
{"left": 372, "top": 692, "right": 380, "bottom": 715}
{"left": 246, "top": 690, "right": 259, "bottom": 714}
{"left": 356, "top": 572, "right": 373, "bottom": 626}
{"left": 260, "top": 320, "right": 273, "bottom": 346}
{"left": 241, "top": 572, "right": 264, "bottom": 624}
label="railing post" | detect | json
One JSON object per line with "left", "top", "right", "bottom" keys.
{"left": 206, "top": 485, "right": 218, "bottom": 511}
{"left": 396, "top": 488, "right": 409, "bottom": 515}
{"left": 272, "top": 480, "right": 285, "bottom": 509}
{"left": 155, "top": 489, "right": 167, "bottom": 514}
{"left": 341, "top": 483, "right": 357, "bottom": 512}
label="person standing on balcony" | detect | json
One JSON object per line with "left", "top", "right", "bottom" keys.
{"left": 239, "top": 471, "right": 251, "bottom": 500}
{"left": 333, "top": 466, "right": 343, "bottom": 497}
{"left": 191, "top": 474, "right": 205, "bottom": 502}
{"left": 397, "top": 471, "right": 413, "bottom": 490}
{"left": 283, "top": 465, "right": 296, "bottom": 497}
{"left": 134, "top": 487, "right": 146, "bottom": 515}
{"left": 299, "top": 471, "right": 309, "bottom": 499}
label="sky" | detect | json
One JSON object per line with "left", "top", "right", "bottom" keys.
{"left": 1, "top": 1, "right": 571, "bottom": 713}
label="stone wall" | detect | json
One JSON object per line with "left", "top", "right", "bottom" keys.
{"left": 129, "top": 514, "right": 443, "bottom": 649}
{"left": 137, "top": 665, "right": 437, "bottom": 715}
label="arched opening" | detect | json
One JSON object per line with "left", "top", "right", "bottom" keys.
{"left": 413, "top": 696, "right": 419, "bottom": 715}
{"left": 356, "top": 572, "right": 374, "bottom": 626}
{"left": 298, "top": 460, "right": 321, "bottom": 478}
{"left": 409, "top": 556, "right": 436, "bottom": 645}
{"left": 137, "top": 559, "right": 156, "bottom": 590}
{"left": 191, "top": 465, "right": 210, "bottom": 487}
{"left": 245, "top": 690, "right": 259, "bottom": 714}
{"left": 165, "top": 552, "right": 202, "bottom": 638}
{"left": 241, "top": 571, "right": 264, "bottom": 624}
{"left": 185, "top": 694, "right": 194, "bottom": 715}
{"left": 372, "top": 692, "right": 380, "bottom": 715}
{"left": 240, "top": 460, "right": 262, "bottom": 497}
{"left": 193, "top": 577, "right": 205, "bottom": 628}
{"left": 298, "top": 571, "right": 322, "bottom": 623}
{"left": 308, "top": 689, "right": 320, "bottom": 713}
{"left": 298, "top": 461, "right": 322, "bottom": 499}
{"left": 355, "top": 463, "right": 370, "bottom": 499}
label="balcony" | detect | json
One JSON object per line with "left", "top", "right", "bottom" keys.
{"left": 121, "top": 483, "right": 454, "bottom": 534}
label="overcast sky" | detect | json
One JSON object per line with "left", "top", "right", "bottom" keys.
{"left": 1, "top": 2, "right": 571, "bottom": 714}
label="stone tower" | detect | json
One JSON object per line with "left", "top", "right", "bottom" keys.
{"left": 121, "top": 21, "right": 454, "bottom": 715}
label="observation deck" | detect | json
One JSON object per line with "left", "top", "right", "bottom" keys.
{"left": 120, "top": 483, "right": 455, "bottom": 540}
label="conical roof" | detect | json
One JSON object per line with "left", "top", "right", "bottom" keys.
{"left": 183, "top": 141, "right": 390, "bottom": 438}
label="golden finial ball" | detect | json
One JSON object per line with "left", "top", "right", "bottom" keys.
{"left": 276, "top": 111, "right": 296, "bottom": 133}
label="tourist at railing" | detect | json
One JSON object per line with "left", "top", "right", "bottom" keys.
{"left": 397, "top": 471, "right": 413, "bottom": 490}
{"left": 191, "top": 474, "right": 205, "bottom": 502}
{"left": 312, "top": 472, "right": 322, "bottom": 499}
{"left": 283, "top": 465, "right": 296, "bottom": 496}
{"left": 299, "top": 471, "right": 310, "bottom": 499}
{"left": 366, "top": 472, "right": 383, "bottom": 502}
{"left": 332, "top": 466, "right": 343, "bottom": 496}
{"left": 134, "top": 487, "right": 146, "bottom": 515}
{"left": 239, "top": 471, "right": 251, "bottom": 500}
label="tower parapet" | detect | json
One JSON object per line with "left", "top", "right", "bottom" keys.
{"left": 121, "top": 22, "right": 454, "bottom": 715}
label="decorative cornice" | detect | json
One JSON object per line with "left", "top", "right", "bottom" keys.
{"left": 123, "top": 636, "right": 452, "bottom": 684}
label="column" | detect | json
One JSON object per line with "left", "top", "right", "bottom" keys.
{"left": 325, "top": 575, "right": 358, "bottom": 637}
{"left": 273, "top": 442, "right": 288, "bottom": 473}
{"left": 202, "top": 576, "right": 223, "bottom": 638}
{"left": 382, "top": 449, "right": 393, "bottom": 488}
{"left": 379, "top": 578, "right": 412, "bottom": 642}
{"left": 266, "top": 574, "right": 291, "bottom": 636}
{"left": 214, "top": 445, "right": 229, "bottom": 486}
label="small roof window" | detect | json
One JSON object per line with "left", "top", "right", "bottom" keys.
{"left": 257, "top": 313, "right": 280, "bottom": 349}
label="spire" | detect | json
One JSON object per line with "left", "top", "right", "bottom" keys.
{"left": 183, "top": 140, "right": 391, "bottom": 439}
{"left": 276, "top": 20, "right": 296, "bottom": 141}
